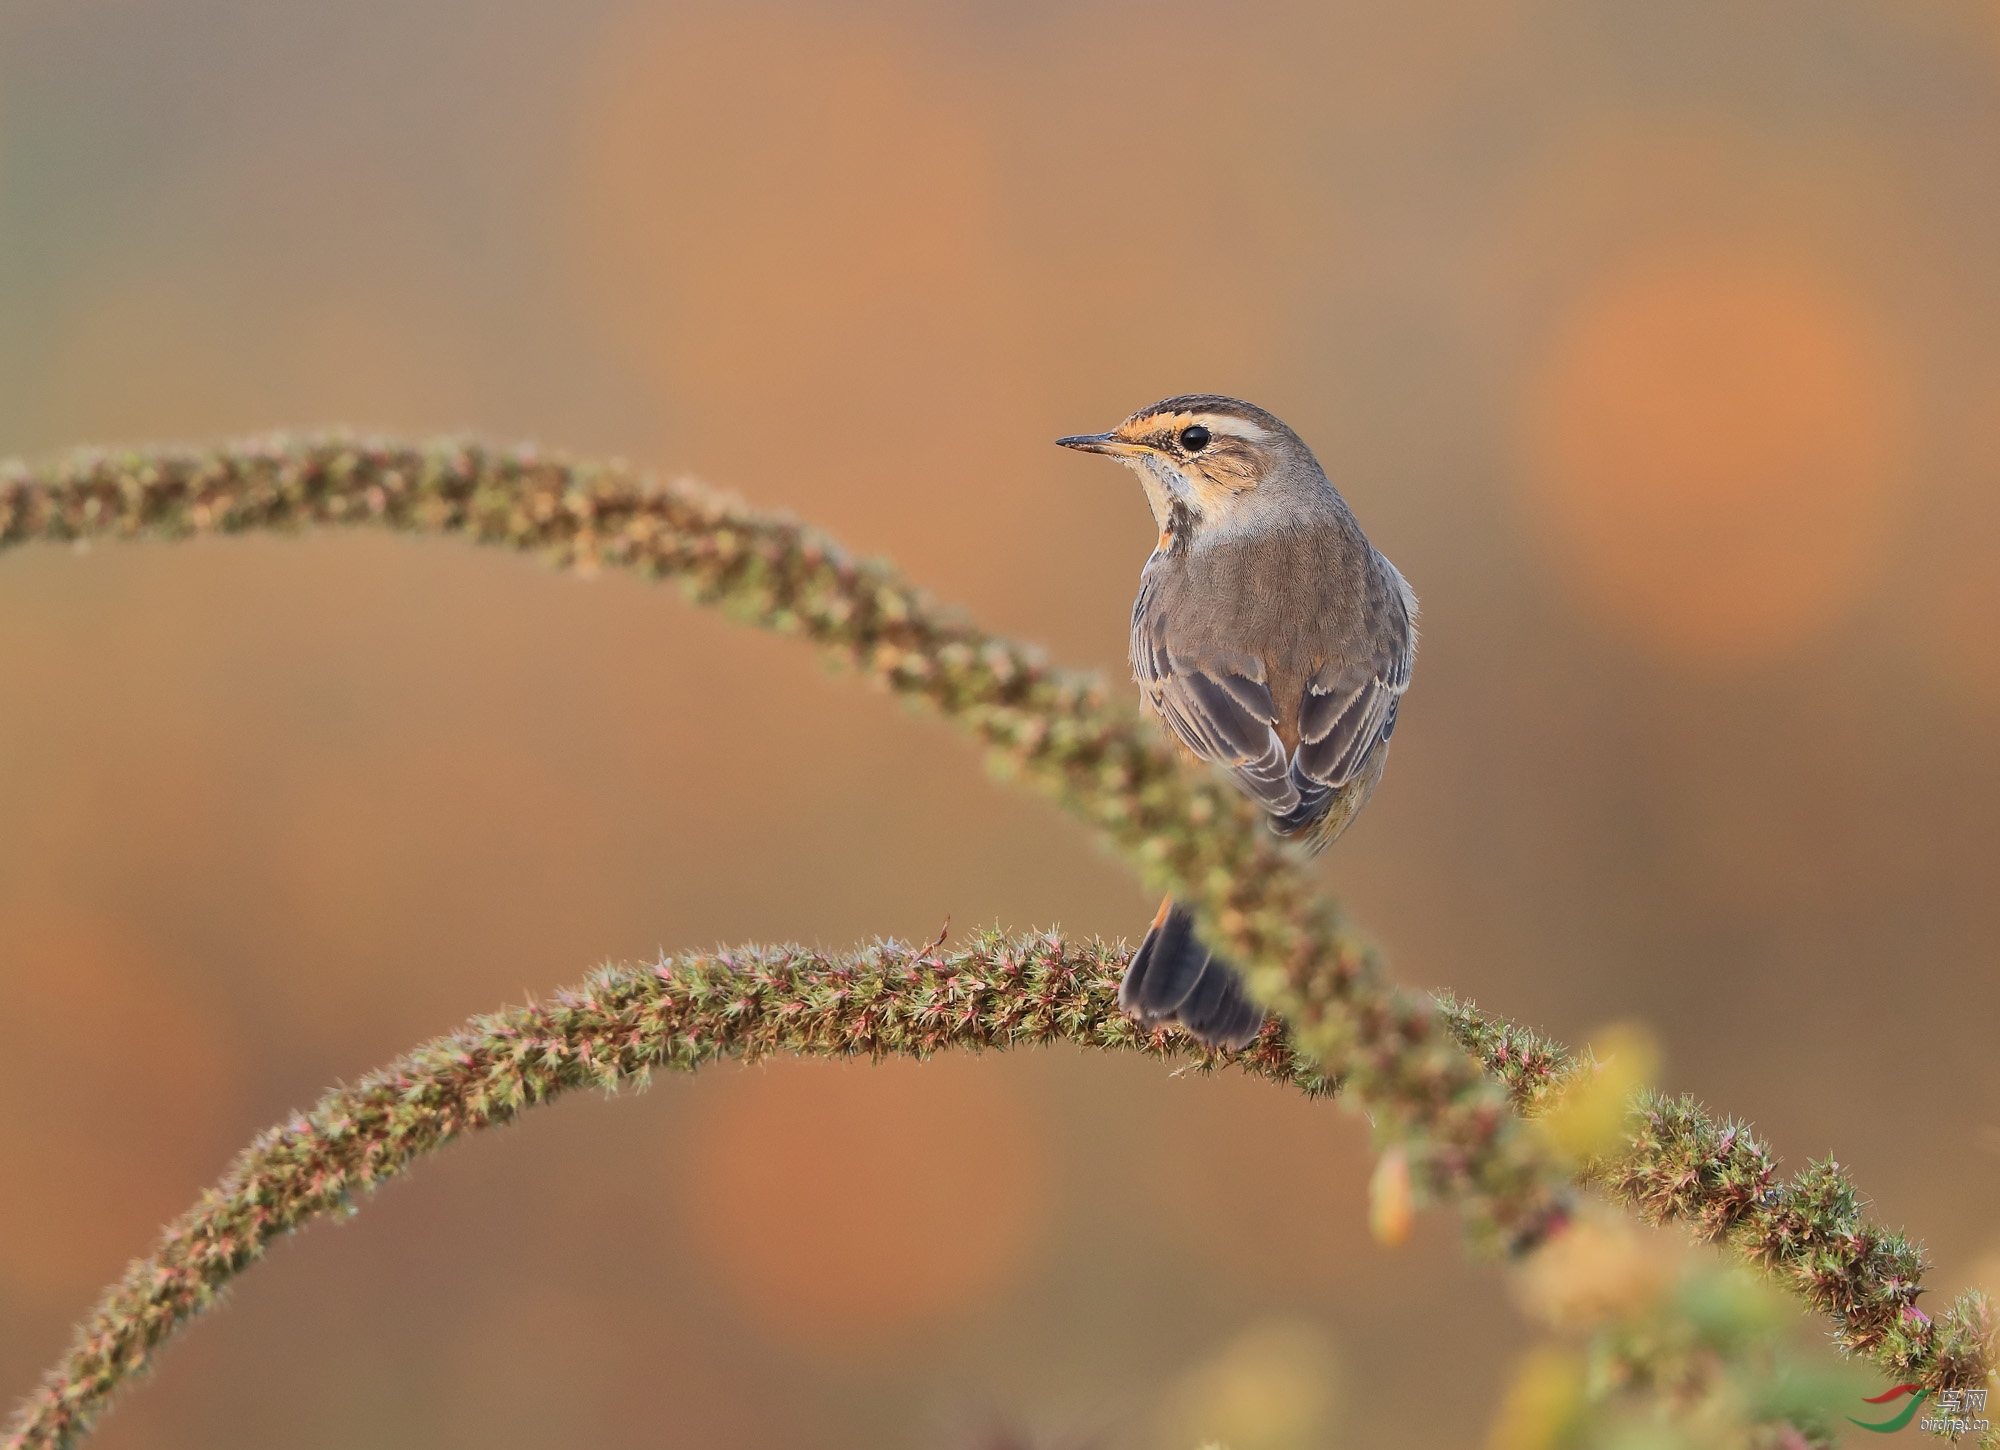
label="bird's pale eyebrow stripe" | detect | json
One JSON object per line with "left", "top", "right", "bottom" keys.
{"left": 1123, "top": 411, "right": 1273, "bottom": 447}
{"left": 1196, "top": 414, "right": 1272, "bottom": 445}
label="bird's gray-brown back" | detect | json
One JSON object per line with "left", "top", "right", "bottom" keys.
{"left": 1135, "top": 504, "right": 1381, "bottom": 736}
{"left": 1129, "top": 479, "right": 1413, "bottom": 848}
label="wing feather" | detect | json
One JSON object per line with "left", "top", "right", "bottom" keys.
{"left": 1289, "top": 560, "right": 1414, "bottom": 799}
{"left": 1136, "top": 617, "right": 1301, "bottom": 814}
{"left": 1133, "top": 545, "right": 1415, "bottom": 836}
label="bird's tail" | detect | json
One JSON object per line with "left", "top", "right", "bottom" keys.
{"left": 1119, "top": 897, "right": 1267, "bottom": 1049}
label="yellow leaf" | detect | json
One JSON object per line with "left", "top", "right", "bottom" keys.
{"left": 1369, "top": 1145, "right": 1413, "bottom": 1247}
{"left": 1486, "top": 1346, "right": 1585, "bottom": 1450}
{"left": 1535, "top": 1023, "right": 1660, "bottom": 1163}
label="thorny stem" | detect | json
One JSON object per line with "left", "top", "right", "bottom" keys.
{"left": 0, "top": 934, "right": 1323, "bottom": 1450}
{"left": 1, "top": 437, "right": 1992, "bottom": 1449}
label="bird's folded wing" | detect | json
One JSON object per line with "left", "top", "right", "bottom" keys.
{"left": 1292, "top": 611, "right": 1413, "bottom": 794}
{"left": 1135, "top": 634, "right": 1302, "bottom": 815}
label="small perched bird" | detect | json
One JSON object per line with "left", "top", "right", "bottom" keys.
{"left": 1058, "top": 395, "right": 1417, "bottom": 1049}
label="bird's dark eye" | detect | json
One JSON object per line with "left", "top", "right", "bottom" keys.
{"left": 1179, "top": 424, "right": 1211, "bottom": 452}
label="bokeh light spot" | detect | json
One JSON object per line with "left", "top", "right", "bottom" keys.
{"left": 0, "top": 905, "right": 238, "bottom": 1295}
{"left": 1485, "top": 1346, "right": 1586, "bottom": 1450}
{"left": 1156, "top": 1318, "right": 1344, "bottom": 1450}
{"left": 681, "top": 1054, "right": 1049, "bottom": 1346}
{"left": 1521, "top": 250, "right": 1908, "bottom": 665}
{"left": 573, "top": 10, "right": 1025, "bottom": 518}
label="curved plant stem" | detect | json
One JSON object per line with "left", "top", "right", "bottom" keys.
{"left": 2, "top": 437, "right": 1991, "bottom": 1448}
{"left": 3, "top": 933, "right": 1319, "bottom": 1450}
{"left": 0, "top": 435, "right": 1561, "bottom": 1248}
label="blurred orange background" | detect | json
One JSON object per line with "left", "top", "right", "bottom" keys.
{"left": 4, "top": 2, "right": 2000, "bottom": 1446}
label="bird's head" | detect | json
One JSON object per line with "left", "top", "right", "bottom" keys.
{"left": 1056, "top": 394, "right": 1317, "bottom": 543}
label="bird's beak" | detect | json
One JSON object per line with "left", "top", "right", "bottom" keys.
{"left": 1055, "top": 432, "right": 1144, "bottom": 457}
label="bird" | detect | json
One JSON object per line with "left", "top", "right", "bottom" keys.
{"left": 1057, "top": 395, "right": 1417, "bottom": 1050}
